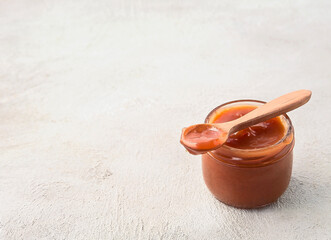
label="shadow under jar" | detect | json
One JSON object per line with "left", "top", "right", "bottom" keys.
{"left": 202, "top": 100, "right": 295, "bottom": 209}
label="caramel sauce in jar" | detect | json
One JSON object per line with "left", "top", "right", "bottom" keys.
{"left": 202, "top": 100, "right": 294, "bottom": 208}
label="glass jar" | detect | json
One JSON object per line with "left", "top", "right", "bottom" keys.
{"left": 202, "top": 100, "right": 295, "bottom": 209}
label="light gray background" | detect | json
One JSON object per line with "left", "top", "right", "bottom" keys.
{"left": 0, "top": 0, "right": 330, "bottom": 239}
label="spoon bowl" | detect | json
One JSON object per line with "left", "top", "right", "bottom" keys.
{"left": 180, "top": 124, "right": 229, "bottom": 155}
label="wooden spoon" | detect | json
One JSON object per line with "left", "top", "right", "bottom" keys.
{"left": 180, "top": 89, "right": 312, "bottom": 155}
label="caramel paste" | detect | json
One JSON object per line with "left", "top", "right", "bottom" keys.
{"left": 188, "top": 101, "right": 295, "bottom": 209}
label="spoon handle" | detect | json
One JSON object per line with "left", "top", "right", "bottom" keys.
{"left": 227, "top": 90, "right": 312, "bottom": 134}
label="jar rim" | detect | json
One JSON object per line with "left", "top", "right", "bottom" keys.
{"left": 204, "top": 99, "right": 294, "bottom": 163}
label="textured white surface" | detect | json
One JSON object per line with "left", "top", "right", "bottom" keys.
{"left": 0, "top": 0, "right": 331, "bottom": 239}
